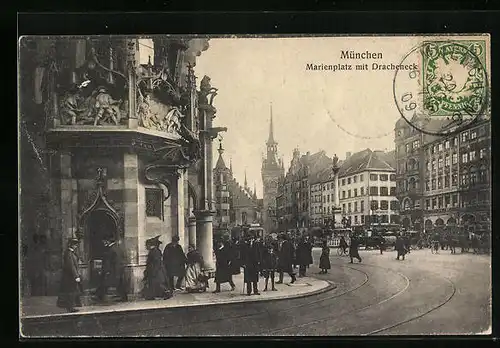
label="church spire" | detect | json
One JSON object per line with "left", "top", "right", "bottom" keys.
{"left": 215, "top": 139, "right": 227, "bottom": 170}
{"left": 267, "top": 103, "right": 277, "bottom": 145}
{"left": 253, "top": 182, "right": 257, "bottom": 199}
{"left": 230, "top": 158, "right": 233, "bottom": 173}
{"left": 244, "top": 169, "right": 248, "bottom": 188}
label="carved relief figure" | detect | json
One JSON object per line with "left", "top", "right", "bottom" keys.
{"left": 58, "top": 85, "right": 126, "bottom": 126}
{"left": 93, "top": 87, "right": 122, "bottom": 126}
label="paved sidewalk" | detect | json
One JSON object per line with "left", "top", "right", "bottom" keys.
{"left": 21, "top": 272, "right": 332, "bottom": 319}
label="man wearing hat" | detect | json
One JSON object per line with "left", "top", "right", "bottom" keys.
{"left": 96, "top": 238, "right": 128, "bottom": 302}
{"left": 142, "top": 236, "right": 172, "bottom": 300}
{"left": 57, "top": 237, "right": 82, "bottom": 313}
{"left": 163, "top": 235, "right": 187, "bottom": 291}
{"left": 276, "top": 234, "right": 296, "bottom": 284}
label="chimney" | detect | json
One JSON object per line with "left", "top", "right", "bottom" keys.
{"left": 346, "top": 152, "right": 352, "bottom": 159}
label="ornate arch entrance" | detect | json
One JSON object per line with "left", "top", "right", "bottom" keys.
{"left": 78, "top": 168, "right": 121, "bottom": 289}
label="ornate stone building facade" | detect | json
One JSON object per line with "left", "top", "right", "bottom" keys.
{"left": 261, "top": 109, "right": 284, "bottom": 234}
{"left": 20, "top": 37, "right": 225, "bottom": 297}
{"left": 213, "top": 142, "right": 262, "bottom": 239}
{"left": 394, "top": 115, "right": 491, "bottom": 235}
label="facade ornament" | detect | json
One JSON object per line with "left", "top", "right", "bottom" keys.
{"left": 59, "top": 85, "right": 126, "bottom": 125}
{"left": 198, "top": 75, "right": 218, "bottom": 107}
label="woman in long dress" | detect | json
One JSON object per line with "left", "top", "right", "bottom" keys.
{"left": 184, "top": 244, "right": 207, "bottom": 293}
{"left": 319, "top": 241, "right": 331, "bottom": 274}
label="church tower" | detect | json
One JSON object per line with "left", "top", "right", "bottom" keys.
{"left": 261, "top": 104, "right": 284, "bottom": 234}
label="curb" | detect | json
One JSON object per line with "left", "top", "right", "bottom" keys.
{"left": 21, "top": 279, "right": 335, "bottom": 323}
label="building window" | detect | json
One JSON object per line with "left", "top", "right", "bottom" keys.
{"left": 445, "top": 140, "right": 450, "bottom": 149}
{"left": 426, "top": 199, "right": 430, "bottom": 210}
{"left": 406, "top": 144, "right": 410, "bottom": 153}
{"left": 145, "top": 188, "right": 163, "bottom": 218}
{"left": 353, "top": 175, "right": 357, "bottom": 183}
{"left": 438, "top": 157, "right": 443, "bottom": 169}
{"left": 342, "top": 179, "right": 346, "bottom": 186}
{"left": 360, "top": 201, "right": 364, "bottom": 212}
{"left": 360, "top": 187, "right": 365, "bottom": 195}
{"left": 438, "top": 196, "right": 443, "bottom": 208}
{"left": 445, "top": 176, "right": 450, "bottom": 188}
{"left": 331, "top": 193, "right": 334, "bottom": 202}
{"left": 361, "top": 215, "right": 365, "bottom": 224}
{"left": 328, "top": 206, "right": 331, "bottom": 214}
{"left": 370, "top": 174, "right": 378, "bottom": 181}
{"left": 390, "top": 174, "right": 396, "bottom": 181}
{"left": 342, "top": 191, "right": 346, "bottom": 199}
{"left": 348, "top": 190, "right": 351, "bottom": 198}
{"left": 462, "top": 153, "right": 468, "bottom": 163}
{"left": 432, "top": 179, "right": 436, "bottom": 190}
{"left": 461, "top": 174, "right": 469, "bottom": 186}
{"left": 380, "top": 174, "right": 388, "bottom": 181}
{"left": 432, "top": 198, "right": 437, "bottom": 209}
{"left": 470, "top": 151, "right": 476, "bottom": 161}
{"left": 433, "top": 145, "right": 438, "bottom": 154}
{"left": 426, "top": 161, "right": 431, "bottom": 171}
{"left": 432, "top": 160, "right": 436, "bottom": 171}
{"left": 480, "top": 148, "right": 486, "bottom": 159}
{"left": 380, "top": 187, "right": 389, "bottom": 196}
{"left": 354, "top": 201, "right": 358, "bottom": 212}
{"left": 369, "top": 186, "right": 378, "bottom": 196}
{"left": 360, "top": 174, "right": 364, "bottom": 182}
{"left": 445, "top": 156, "right": 450, "bottom": 167}
{"left": 413, "top": 140, "right": 420, "bottom": 149}
{"left": 355, "top": 215, "right": 358, "bottom": 224}
{"left": 479, "top": 166, "right": 488, "bottom": 183}
{"left": 452, "top": 194, "right": 458, "bottom": 207}
{"left": 470, "top": 168, "right": 477, "bottom": 185}
{"left": 425, "top": 180, "right": 430, "bottom": 191}
{"left": 390, "top": 200, "right": 399, "bottom": 211}
{"left": 438, "top": 143, "right": 443, "bottom": 152}
{"left": 390, "top": 187, "right": 396, "bottom": 196}
{"left": 354, "top": 188, "right": 358, "bottom": 197}
{"left": 347, "top": 203, "right": 351, "bottom": 213}
{"left": 445, "top": 195, "right": 451, "bottom": 207}
{"left": 380, "top": 200, "right": 389, "bottom": 210}
{"left": 452, "top": 173, "right": 458, "bottom": 186}
{"left": 471, "top": 130, "right": 477, "bottom": 140}
{"left": 453, "top": 137, "right": 458, "bottom": 146}
{"left": 327, "top": 195, "right": 330, "bottom": 203}
{"left": 461, "top": 131, "right": 469, "bottom": 142}
{"left": 348, "top": 177, "right": 351, "bottom": 185}
{"left": 438, "top": 177, "right": 443, "bottom": 189}
{"left": 370, "top": 200, "right": 379, "bottom": 210}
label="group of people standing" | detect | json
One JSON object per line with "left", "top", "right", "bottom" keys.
{"left": 212, "top": 233, "right": 314, "bottom": 296}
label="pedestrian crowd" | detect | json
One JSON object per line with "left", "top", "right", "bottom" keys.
{"left": 55, "top": 232, "right": 316, "bottom": 313}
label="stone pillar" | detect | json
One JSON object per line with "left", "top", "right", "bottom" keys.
{"left": 126, "top": 38, "right": 139, "bottom": 129}
{"left": 194, "top": 210, "right": 215, "bottom": 271}
{"left": 188, "top": 213, "right": 197, "bottom": 247}
{"left": 175, "top": 169, "right": 186, "bottom": 251}
{"left": 59, "top": 152, "right": 74, "bottom": 249}
{"left": 333, "top": 171, "right": 342, "bottom": 228}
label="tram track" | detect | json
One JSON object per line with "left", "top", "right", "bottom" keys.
{"left": 124, "top": 263, "right": 371, "bottom": 335}
{"left": 264, "top": 263, "right": 411, "bottom": 335}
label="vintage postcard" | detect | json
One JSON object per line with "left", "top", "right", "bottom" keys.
{"left": 19, "top": 34, "right": 491, "bottom": 337}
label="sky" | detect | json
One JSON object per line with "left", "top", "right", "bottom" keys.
{"left": 139, "top": 35, "right": 489, "bottom": 198}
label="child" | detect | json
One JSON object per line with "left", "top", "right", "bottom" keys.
{"left": 261, "top": 244, "right": 278, "bottom": 291}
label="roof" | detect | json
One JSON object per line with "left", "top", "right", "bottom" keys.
{"left": 338, "top": 149, "right": 394, "bottom": 177}
{"left": 215, "top": 153, "right": 227, "bottom": 170}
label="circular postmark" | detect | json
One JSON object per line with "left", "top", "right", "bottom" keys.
{"left": 393, "top": 40, "right": 489, "bottom": 136}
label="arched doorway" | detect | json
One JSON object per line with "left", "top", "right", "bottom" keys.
{"left": 83, "top": 209, "right": 119, "bottom": 289}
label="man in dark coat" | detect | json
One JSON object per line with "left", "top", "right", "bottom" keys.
{"left": 57, "top": 238, "right": 82, "bottom": 313}
{"left": 163, "top": 235, "right": 187, "bottom": 291}
{"left": 142, "top": 236, "right": 172, "bottom": 300}
{"left": 276, "top": 234, "right": 296, "bottom": 284}
{"left": 213, "top": 239, "right": 236, "bottom": 292}
{"left": 395, "top": 234, "right": 407, "bottom": 261}
{"left": 241, "top": 236, "right": 261, "bottom": 295}
{"left": 349, "top": 235, "right": 362, "bottom": 263}
{"left": 229, "top": 238, "right": 242, "bottom": 275}
{"left": 96, "top": 238, "right": 128, "bottom": 302}
{"left": 296, "top": 237, "right": 312, "bottom": 277}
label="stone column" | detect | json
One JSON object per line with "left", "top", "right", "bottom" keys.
{"left": 188, "top": 213, "right": 197, "bottom": 247}
{"left": 194, "top": 210, "right": 215, "bottom": 271}
{"left": 332, "top": 171, "right": 342, "bottom": 228}
{"left": 126, "top": 38, "right": 139, "bottom": 129}
{"left": 59, "top": 152, "right": 74, "bottom": 249}
{"left": 175, "top": 169, "right": 186, "bottom": 251}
